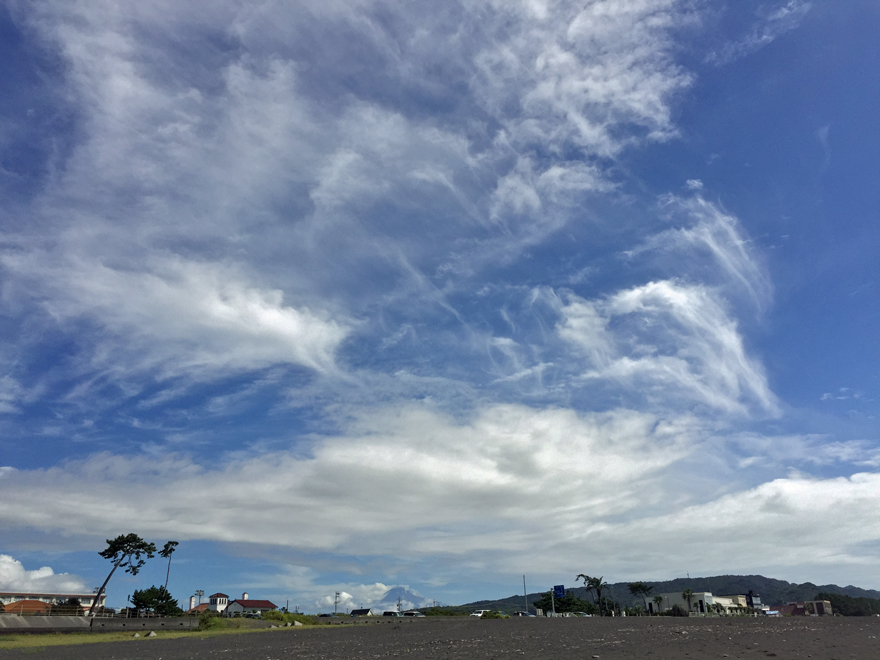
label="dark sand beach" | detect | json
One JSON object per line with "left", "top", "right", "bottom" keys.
{"left": 2, "top": 616, "right": 879, "bottom": 660}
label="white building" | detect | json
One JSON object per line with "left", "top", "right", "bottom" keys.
{"left": 207, "top": 592, "right": 229, "bottom": 613}
{"left": 0, "top": 591, "right": 106, "bottom": 613}
{"left": 644, "top": 591, "right": 752, "bottom": 615}
{"left": 224, "top": 592, "right": 277, "bottom": 616}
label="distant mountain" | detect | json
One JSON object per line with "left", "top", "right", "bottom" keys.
{"left": 370, "top": 586, "right": 435, "bottom": 612}
{"left": 460, "top": 575, "right": 880, "bottom": 612}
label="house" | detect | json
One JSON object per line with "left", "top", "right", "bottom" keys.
{"left": 350, "top": 608, "right": 378, "bottom": 616}
{"left": 224, "top": 593, "right": 277, "bottom": 617}
{"left": 0, "top": 591, "right": 106, "bottom": 614}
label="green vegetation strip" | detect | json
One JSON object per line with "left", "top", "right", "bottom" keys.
{"left": 0, "top": 621, "right": 319, "bottom": 650}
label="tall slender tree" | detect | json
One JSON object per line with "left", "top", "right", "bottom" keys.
{"left": 159, "top": 541, "right": 179, "bottom": 590}
{"left": 653, "top": 594, "right": 664, "bottom": 615}
{"left": 576, "top": 574, "right": 608, "bottom": 615}
{"left": 681, "top": 588, "right": 695, "bottom": 613}
{"left": 90, "top": 534, "right": 156, "bottom": 617}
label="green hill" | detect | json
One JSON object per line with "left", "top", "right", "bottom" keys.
{"left": 460, "top": 575, "right": 880, "bottom": 612}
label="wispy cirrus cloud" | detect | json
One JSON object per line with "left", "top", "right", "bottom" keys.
{"left": 558, "top": 280, "right": 777, "bottom": 416}
{"left": 705, "top": 1, "right": 812, "bottom": 66}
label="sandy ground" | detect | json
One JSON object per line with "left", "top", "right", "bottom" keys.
{"left": 2, "top": 615, "right": 879, "bottom": 659}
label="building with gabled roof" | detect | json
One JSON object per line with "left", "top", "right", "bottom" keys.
{"left": 225, "top": 593, "right": 277, "bottom": 617}
{"left": 207, "top": 592, "right": 229, "bottom": 613}
{"left": 0, "top": 591, "right": 106, "bottom": 614}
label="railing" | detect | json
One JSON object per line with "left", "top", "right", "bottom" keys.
{"left": 1, "top": 610, "right": 194, "bottom": 618}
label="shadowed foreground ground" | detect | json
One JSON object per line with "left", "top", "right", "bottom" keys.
{"left": 2, "top": 616, "right": 879, "bottom": 659}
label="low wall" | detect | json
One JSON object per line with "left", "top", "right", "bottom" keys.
{"left": 90, "top": 617, "right": 199, "bottom": 632}
{"left": 0, "top": 615, "right": 90, "bottom": 633}
{"left": 0, "top": 614, "right": 199, "bottom": 634}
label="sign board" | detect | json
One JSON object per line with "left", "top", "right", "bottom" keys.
{"left": 553, "top": 585, "right": 565, "bottom": 599}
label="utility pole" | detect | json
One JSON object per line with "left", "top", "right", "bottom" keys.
{"left": 397, "top": 595, "right": 402, "bottom": 612}
{"left": 195, "top": 590, "right": 204, "bottom": 605}
{"left": 551, "top": 590, "right": 556, "bottom": 617}
{"left": 334, "top": 592, "right": 340, "bottom": 614}
{"left": 523, "top": 575, "right": 528, "bottom": 614}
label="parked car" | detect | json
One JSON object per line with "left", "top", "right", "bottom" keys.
{"left": 402, "top": 611, "right": 425, "bottom": 617}
{"left": 470, "top": 610, "right": 491, "bottom": 617}
{"left": 383, "top": 611, "right": 403, "bottom": 617}
{"left": 511, "top": 611, "right": 536, "bottom": 617}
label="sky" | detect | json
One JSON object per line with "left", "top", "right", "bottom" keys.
{"left": 0, "top": 0, "right": 878, "bottom": 613}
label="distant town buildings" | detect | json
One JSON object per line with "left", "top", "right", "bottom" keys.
{"left": 186, "top": 591, "right": 277, "bottom": 617}
{"left": 643, "top": 590, "right": 831, "bottom": 616}
{"left": 0, "top": 591, "right": 106, "bottom": 614}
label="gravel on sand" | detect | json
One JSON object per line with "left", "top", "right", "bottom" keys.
{"left": 2, "top": 615, "right": 879, "bottom": 660}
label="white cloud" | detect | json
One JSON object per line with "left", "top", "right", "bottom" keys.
{"left": 559, "top": 280, "right": 778, "bottom": 415}
{"left": 0, "top": 554, "right": 89, "bottom": 594}
{"left": 706, "top": 1, "right": 812, "bottom": 66}
{"left": 3, "top": 254, "right": 349, "bottom": 379}
{"left": 0, "top": 376, "right": 23, "bottom": 414}
{"left": 567, "top": 471, "right": 880, "bottom": 583}
{"left": 0, "top": 404, "right": 696, "bottom": 556}
{"left": 474, "top": 0, "right": 695, "bottom": 157}
{"left": 637, "top": 195, "right": 773, "bottom": 312}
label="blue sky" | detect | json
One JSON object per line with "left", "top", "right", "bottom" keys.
{"left": 0, "top": 0, "right": 878, "bottom": 612}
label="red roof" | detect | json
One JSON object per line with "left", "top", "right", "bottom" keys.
{"left": 229, "top": 599, "right": 277, "bottom": 609}
{"left": 186, "top": 603, "right": 210, "bottom": 613}
{"left": 209, "top": 593, "right": 228, "bottom": 599}
{"left": 5, "top": 600, "right": 51, "bottom": 613}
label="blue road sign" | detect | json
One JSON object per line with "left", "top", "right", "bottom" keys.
{"left": 553, "top": 585, "right": 565, "bottom": 599}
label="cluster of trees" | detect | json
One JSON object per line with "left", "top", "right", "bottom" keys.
{"left": 815, "top": 592, "right": 880, "bottom": 616}
{"left": 531, "top": 589, "right": 598, "bottom": 615}
{"left": 129, "top": 585, "right": 183, "bottom": 616}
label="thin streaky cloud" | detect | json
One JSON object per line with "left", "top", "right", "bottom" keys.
{"left": 705, "top": 1, "right": 812, "bottom": 66}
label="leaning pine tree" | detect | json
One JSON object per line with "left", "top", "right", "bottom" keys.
{"left": 90, "top": 534, "right": 157, "bottom": 617}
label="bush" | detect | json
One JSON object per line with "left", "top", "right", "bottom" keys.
{"left": 199, "top": 610, "right": 225, "bottom": 630}
{"left": 480, "top": 611, "right": 509, "bottom": 619}
{"left": 421, "top": 607, "right": 469, "bottom": 616}
{"left": 262, "top": 610, "right": 284, "bottom": 621}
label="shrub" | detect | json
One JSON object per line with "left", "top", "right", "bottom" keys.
{"left": 480, "top": 611, "right": 509, "bottom": 619}
{"left": 262, "top": 610, "right": 285, "bottom": 621}
{"left": 199, "top": 610, "right": 225, "bottom": 630}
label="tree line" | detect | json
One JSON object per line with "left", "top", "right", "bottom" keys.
{"left": 815, "top": 592, "right": 880, "bottom": 616}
